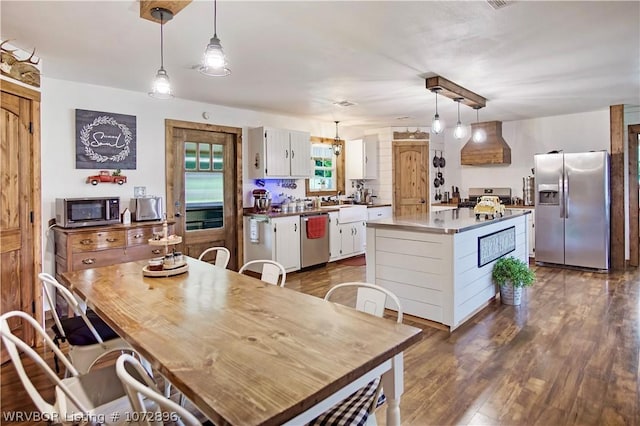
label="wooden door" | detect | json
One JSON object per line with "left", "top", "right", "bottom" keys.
{"left": 392, "top": 141, "right": 430, "bottom": 217}
{"left": 1, "top": 81, "right": 41, "bottom": 362}
{"left": 166, "top": 120, "right": 243, "bottom": 270}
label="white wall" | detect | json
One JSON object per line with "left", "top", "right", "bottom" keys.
{"left": 40, "top": 77, "right": 336, "bottom": 274}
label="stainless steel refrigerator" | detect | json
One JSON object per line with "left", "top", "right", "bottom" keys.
{"left": 534, "top": 151, "right": 610, "bottom": 270}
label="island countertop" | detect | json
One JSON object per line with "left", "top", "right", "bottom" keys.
{"left": 367, "top": 207, "right": 531, "bottom": 234}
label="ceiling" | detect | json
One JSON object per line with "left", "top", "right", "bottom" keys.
{"left": 2, "top": 1, "right": 639, "bottom": 130}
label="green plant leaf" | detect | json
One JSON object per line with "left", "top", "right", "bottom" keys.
{"left": 492, "top": 256, "right": 535, "bottom": 288}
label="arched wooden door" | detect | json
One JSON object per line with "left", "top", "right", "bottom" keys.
{"left": 1, "top": 81, "right": 42, "bottom": 362}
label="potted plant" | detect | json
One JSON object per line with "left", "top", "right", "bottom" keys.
{"left": 492, "top": 256, "right": 535, "bottom": 306}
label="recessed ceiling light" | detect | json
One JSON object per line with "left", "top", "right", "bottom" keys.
{"left": 333, "top": 100, "right": 357, "bottom": 108}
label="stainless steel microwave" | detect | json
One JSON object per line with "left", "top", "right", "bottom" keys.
{"left": 55, "top": 197, "right": 120, "bottom": 228}
{"left": 130, "top": 197, "right": 163, "bottom": 221}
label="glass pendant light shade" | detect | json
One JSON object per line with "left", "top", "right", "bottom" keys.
{"left": 199, "top": 0, "right": 230, "bottom": 76}
{"left": 472, "top": 107, "right": 486, "bottom": 143}
{"left": 150, "top": 67, "right": 173, "bottom": 99}
{"left": 149, "top": 8, "right": 174, "bottom": 99}
{"left": 199, "top": 35, "right": 230, "bottom": 76}
{"left": 332, "top": 121, "right": 342, "bottom": 156}
{"left": 430, "top": 88, "right": 444, "bottom": 135}
{"left": 453, "top": 98, "right": 465, "bottom": 140}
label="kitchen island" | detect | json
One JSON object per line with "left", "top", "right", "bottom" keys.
{"left": 366, "top": 208, "right": 531, "bottom": 330}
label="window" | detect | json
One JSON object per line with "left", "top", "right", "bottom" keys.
{"left": 185, "top": 142, "right": 224, "bottom": 230}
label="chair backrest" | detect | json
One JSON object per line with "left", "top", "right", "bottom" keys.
{"left": 116, "top": 354, "right": 200, "bottom": 426}
{"left": 39, "top": 272, "right": 104, "bottom": 344}
{"left": 198, "top": 246, "right": 231, "bottom": 269}
{"left": 0, "top": 311, "right": 88, "bottom": 417}
{"left": 324, "top": 282, "right": 403, "bottom": 323}
{"left": 238, "top": 260, "right": 287, "bottom": 287}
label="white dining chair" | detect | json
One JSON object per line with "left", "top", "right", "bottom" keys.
{"left": 310, "top": 282, "right": 404, "bottom": 426}
{"left": 0, "top": 310, "right": 134, "bottom": 425}
{"left": 39, "top": 272, "right": 131, "bottom": 375}
{"left": 116, "top": 354, "right": 203, "bottom": 426}
{"left": 198, "top": 246, "right": 231, "bottom": 269}
{"left": 238, "top": 260, "right": 287, "bottom": 287}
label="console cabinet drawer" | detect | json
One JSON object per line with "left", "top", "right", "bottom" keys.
{"left": 127, "top": 224, "right": 173, "bottom": 246}
{"left": 71, "top": 248, "right": 126, "bottom": 270}
{"left": 125, "top": 244, "right": 164, "bottom": 260}
{"left": 70, "top": 230, "right": 126, "bottom": 252}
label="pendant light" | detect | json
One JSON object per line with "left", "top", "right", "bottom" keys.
{"left": 430, "top": 88, "right": 444, "bottom": 134}
{"left": 472, "top": 106, "right": 486, "bottom": 143}
{"left": 199, "top": 0, "right": 230, "bottom": 76}
{"left": 149, "top": 8, "right": 174, "bottom": 99}
{"left": 332, "top": 121, "right": 342, "bottom": 156}
{"left": 453, "top": 98, "right": 465, "bottom": 140}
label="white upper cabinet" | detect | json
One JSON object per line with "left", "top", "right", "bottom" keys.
{"left": 248, "top": 127, "right": 311, "bottom": 178}
{"left": 346, "top": 134, "right": 378, "bottom": 180}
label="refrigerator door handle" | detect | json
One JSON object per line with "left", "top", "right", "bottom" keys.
{"left": 559, "top": 175, "right": 564, "bottom": 218}
{"left": 565, "top": 171, "right": 570, "bottom": 219}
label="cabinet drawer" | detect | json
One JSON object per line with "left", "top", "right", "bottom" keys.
{"left": 125, "top": 244, "right": 165, "bottom": 261}
{"left": 70, "top": 230, "right": 126, "bottom": 252}
{"left": 127, "top": 226, "right": 163, "bottom": 246}
{"left": 71, "top": 248, "right": 126, "bottom": 270}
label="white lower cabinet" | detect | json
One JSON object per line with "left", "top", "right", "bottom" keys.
{"left": 243, "top": 216, "right": 301, "bottom": 272}
{"left": 328, "top": 212, "right": 366, "bottom": 261}
{"left": 329, "top": 212, "right": 341, "bottom": 262}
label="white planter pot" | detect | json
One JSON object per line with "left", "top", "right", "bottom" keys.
{"left": 500, "top": 283, "right": 523, "bottom": 305}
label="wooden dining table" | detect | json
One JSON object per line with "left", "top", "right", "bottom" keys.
{"left": 60, "top": 257, "right": 422, "bottom": 426}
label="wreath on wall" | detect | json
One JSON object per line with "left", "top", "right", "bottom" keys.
{"left": 80, "top": 115, "right": 132, "bottom": 163}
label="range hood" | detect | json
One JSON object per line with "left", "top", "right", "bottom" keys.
{"left": 460, "top": 121, "right": 511, "bottom": 165}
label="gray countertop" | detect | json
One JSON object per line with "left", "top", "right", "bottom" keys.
{"left": 366, "top": 207, "right": 531, "bottom": 234}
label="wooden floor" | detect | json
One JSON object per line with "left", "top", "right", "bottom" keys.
{"left": 2, "top": 260, "right": 639, "bottom": 425}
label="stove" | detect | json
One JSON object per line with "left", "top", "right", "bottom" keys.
{"left": 458, "top": 187, "right": 512, "bottom": 208}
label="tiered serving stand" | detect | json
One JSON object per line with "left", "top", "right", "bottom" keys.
{"left": 142, "top": 234, "right": 189, "bottom": 277}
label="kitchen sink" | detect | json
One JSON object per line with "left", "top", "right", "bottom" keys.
{"left": 321, "top": 204, "right": 367, "bottom": 223}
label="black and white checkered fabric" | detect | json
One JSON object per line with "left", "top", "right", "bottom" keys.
{"left": 307, "top": 378, "right": 383, "bottom": 426}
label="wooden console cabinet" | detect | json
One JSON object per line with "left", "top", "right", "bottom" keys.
{"left": 53, "top": 221, "right": 174, "bottom": 280}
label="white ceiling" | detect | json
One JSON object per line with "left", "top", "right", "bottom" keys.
{"left": 2, "top": 1, "right": 639, "bottom": 129}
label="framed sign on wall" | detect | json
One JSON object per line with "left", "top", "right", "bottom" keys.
{"left": 75, "top": 109, "right": 137, "bottom": 169}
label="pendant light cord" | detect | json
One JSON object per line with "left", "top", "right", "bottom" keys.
{"left": 214, "top": 0, "right": 218, "bottom": 37}
{"left": 159, "top": 10, "right": 165, "bottom": 69}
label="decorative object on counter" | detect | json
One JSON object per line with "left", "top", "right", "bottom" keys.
{"left": 76, "top": 109, "right": 136, "bottom": 169}
{"left": 148, "top": 7, "right": 173, "bottom": 99}
{"left": 86, "top": 170, "right": 127, "bottom": 185}
{"left": 199, "top": 0, "right": 231, "bottom": 77}
{"left": 121, "top": 208, "right": 131, "bottom": 225}
{"left": 332, "top": 121, "right": 342, "bottom": 156}
{"left": 474, "top": 196, "right": 505, "bottom": 220}
{"left": 492, "top": 256, "right": 535, "bottom": 306}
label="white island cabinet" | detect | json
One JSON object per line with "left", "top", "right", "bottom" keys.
{"left": 366, "top": 208, "right": 530, "bottom": 330}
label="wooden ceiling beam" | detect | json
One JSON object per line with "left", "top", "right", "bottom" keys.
{"left": 140, "top": 0, "right": 192, "bottom": 24}
{"left": 425, "top": 76, "right": 486, "bottom": 109}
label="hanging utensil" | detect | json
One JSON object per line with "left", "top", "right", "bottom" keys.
{"left": 432, "top": 151, "right": 439, "bottom": 168}
{"left": 439, "top": 151, "right": 446, "bottom": 168}
{"left": 434, "top": 177, "right": 440, "bottom": 188}
{"left": 439, "top": 175, "right": 445, "bottom": 186}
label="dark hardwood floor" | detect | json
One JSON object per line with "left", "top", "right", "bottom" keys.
{"left": 2, "top": 259, "right": 639, "bottom": 425}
